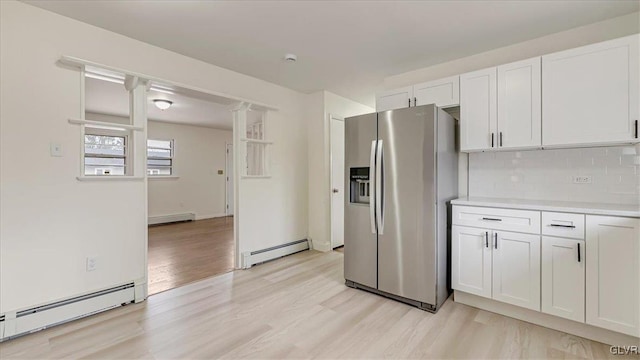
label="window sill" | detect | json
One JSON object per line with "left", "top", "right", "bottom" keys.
{"left": 148, "top": 176, "right": 180, "bottom": 180}
{"left": 76, "top": 176, "right": 145, "bottom": 182}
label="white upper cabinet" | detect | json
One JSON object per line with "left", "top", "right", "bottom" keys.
{"left": 586, "top": 215, "right": 639, "bottom": 337}
{"left": 375, "top": 86, "right": 412, "bottom": 112}
{"left": 461, "top": 58, "right": 541, "bottom": 152}
{"left": 497, "top": 57, "right": 542, "bottom": 149}
{"left": 413, "top": 75, "right": 460, "bottom": 108}
{"left": 460, "top": 67, "right": 497, "bottom": 151}
{"left": 542, "top": 35, "right": 639, "bottom": 147}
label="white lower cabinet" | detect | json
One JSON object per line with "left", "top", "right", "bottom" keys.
{"left": 453, "top": 205, "right": 640, "bottom": 339}
{"left": 492, "top": 231, "right": 541, "bottom": 311}
{"left": 452, "top": 226, "right": 540, "bottom": 310}
{"left": 586, "top": 215, "right": 640, "bottom": 337}
{"left": 541, "top": 236, "right": 585, "bottom": 322}
{"left": 452, "top": 226, "right": 492, "bottom": 297}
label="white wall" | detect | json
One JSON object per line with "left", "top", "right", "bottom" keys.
{"left": 469, "top": 146, "right": 640, "bottom": 205}
{"left": 147, "top": 121, "right": 232, "bottom": 220}
{"left": 0, "top": 0, "right": 308, "bottom": 314}
{"left": 382, "top": 12, "right": 640, "bottom": 199}
{"left": 307, "top": 91, "right": 374, "bottom": 251}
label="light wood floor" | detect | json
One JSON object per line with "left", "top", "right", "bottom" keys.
{"left": 0, "top": 250, "right": 631, "bottom": 359}
{"left": 148, "top": 217, "right": 234, "bottom": 295}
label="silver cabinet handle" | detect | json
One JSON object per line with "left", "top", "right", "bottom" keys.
{"left": 485, "top": 231, "right": 489, "bottom": 248}
{"left": 482, "top": 217, "right": 502, "bottom": 222}
{"left": 369, "top": 140, "right": 377, "bottom": 234}
{"left": 494, "top": 232, "right": 498, "bottom": 249}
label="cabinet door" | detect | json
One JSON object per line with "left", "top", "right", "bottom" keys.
{"left": 460, "top": 67, "right": 497, "bottom": 151}
{"left": 497, "top": 57, "right": 541, "bottom": 149}
{"left": 586, "top": 215, "right": 639, "bottom": 337}
{"left": 542, "top": 35, "right": 639, "bottom": 146}
{"left": 414, "top": 75, "right": 459, "bottom": 108}
{"left": 492, "top": 231, "right": 540, "bottom": 311}
{"left": 375, "top": 86, "right": 413, "bottom": 112}
{"left": 452, "top": 226, "right": 492, "bottom": 298}
{"left": 541, "top": 236, "right": 585, "bottom": 322}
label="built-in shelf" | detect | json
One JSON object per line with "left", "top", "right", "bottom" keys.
{"left": 76, "top": 176, "right": 145, "bottom": 182}
{"left": 240, "top": 138, "right": 273, "bottom": 144}
{"left": 68, "top": 118, "right": 144, "bottom": 132}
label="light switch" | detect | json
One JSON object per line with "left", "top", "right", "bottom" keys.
{"left": 50, "top": 143, "right": 63, "bottom": 157}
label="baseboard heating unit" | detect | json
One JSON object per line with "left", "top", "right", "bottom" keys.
{"left": 148, "top": 212, "right": 195, "bottom": 225}
{"left": 242, "top": 239, "right": 309, "bottom": 269}
{"left": 0, "top": 283, "right": 135, "bottom": 341}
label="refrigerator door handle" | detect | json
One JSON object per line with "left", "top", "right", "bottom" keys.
{"left": 369, "top": 140, "right": 377, "bottom": 234}
{"left": 375, "top": 140, "right": 384, "bottom": 235}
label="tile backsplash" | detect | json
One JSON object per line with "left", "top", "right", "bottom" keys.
{"left": 468, "top": 145, "right": 640, "bottom": 205}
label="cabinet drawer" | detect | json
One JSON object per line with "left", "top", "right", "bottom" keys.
{"left": 452, "top": 206, "right": 540, "bottom": 234}
{"left": 542, "top": 212, "right": 585, "bottom": 239}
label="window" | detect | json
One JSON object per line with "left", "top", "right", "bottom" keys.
{"left": 147, "top": 139, "right": 174, "bottom": 176}
{"left": 84, "top": 132, "right": 128, "bottom": 176}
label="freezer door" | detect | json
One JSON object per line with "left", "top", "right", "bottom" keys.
{"left": 377, "top": 106, "right": 438, "bottom": 304}
{"left": 344, "top": 112, "right": 378, "bottom": 289}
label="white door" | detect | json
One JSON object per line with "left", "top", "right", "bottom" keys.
{"left": 225, "top": 143, "right": 234, "bottom": 215}
{"left": 452, "top": 226, "right": 492, "bottom": 298}
{"left": 586, "top": 215, "right": 639, "bottom": 337}
{"left": 541, "top": 236, "right": 585, "bottom": 322}
{"left": 542, "top": 34, "right": 639, "bottom": 146}
{"left": 460, "top": 67, "right": 497, "bottom": 151}
{"left": 492, "top": 230, "right": 540, "bottom": 311}
{"left": 375, "top": 86, "right": 413, "bottom": 112}
{"left": 330, "top": 116, "right": 345, "bottom": 248}
{"left": 413, "top": 75, "right": 460, "bottom": 108}
{"left": 497, "top": 57, "right": 541, "bottom": 149}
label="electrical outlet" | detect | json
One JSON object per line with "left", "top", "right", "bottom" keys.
{"left": 86, "top": 257, "right": 97, "bottom": 272}
{"left": 573, "top": 176, "right": 592, "bottom": 184}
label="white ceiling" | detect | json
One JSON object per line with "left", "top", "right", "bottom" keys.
{"left": 26, "top": 0, "right": 639, "bottom": 107}
{"left": 85, "top": 77, "right": 234, "bottom": 130}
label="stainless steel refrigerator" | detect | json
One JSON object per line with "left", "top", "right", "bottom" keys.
{"left": 344, "top": 104, "right": 457, "bottom": 312}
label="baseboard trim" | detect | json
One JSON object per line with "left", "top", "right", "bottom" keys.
{"left": 195, "top": 213, "right": 229, "bottom": 221}
{"left": 242, "top": 239, "right": 309, "bottom": 269}
{"left": 454, "top": 290, "right": 639, "bottom": 346}
{"left": 148, "top": 213, "right": 195, "bottom": 225}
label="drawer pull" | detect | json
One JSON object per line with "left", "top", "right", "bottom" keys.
{"left": 549, "top": 224, "right": 576, "bottom": 228}
{"left": 482, "top": 217, "right": 502, "bottom": 222}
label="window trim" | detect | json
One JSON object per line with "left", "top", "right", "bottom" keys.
{"left": 146, "top": 138, "right": 174, "bottom": 176}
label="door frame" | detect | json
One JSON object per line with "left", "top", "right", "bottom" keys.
{"left": 329, "top": 113, "right": 345, "bottom": 249}
{"left": 225, "top": 142, "right": 234, "bottom": 216}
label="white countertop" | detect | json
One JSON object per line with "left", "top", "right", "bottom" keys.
{"left": 451, "top": 197, "right": 640, "bottom": 218}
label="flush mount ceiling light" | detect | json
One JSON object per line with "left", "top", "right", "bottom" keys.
{"left": 284, "top": 53, "right": 297, "bottom": 62}
{"left": 153, "top": 99, "right": 173, "bottom": 110}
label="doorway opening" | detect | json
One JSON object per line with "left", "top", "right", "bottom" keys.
{"left": 143, "top": 82, "right": 238, "bottom": 295}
